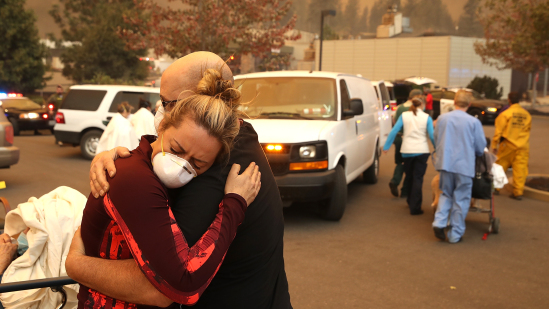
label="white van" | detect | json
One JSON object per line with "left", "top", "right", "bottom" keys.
{"left": 54, "top": 85, "right": 160, "bottom": 159}
{"left": 236, "top": 71, "right": 392, "bottom": 220}
{"left": 371, "top": 80, "right": 393, "bottom": 140}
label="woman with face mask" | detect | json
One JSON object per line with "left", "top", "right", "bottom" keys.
{"left": 75, "top": 69, "right": 261, "bottom": 308}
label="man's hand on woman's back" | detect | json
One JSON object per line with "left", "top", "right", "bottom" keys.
{"left": 90, "top": 147, "right": 131, "bottom": 198}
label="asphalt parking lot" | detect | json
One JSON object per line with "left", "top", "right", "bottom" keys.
{"left": 1, "top": 116, "right": 548, "bottom": 308}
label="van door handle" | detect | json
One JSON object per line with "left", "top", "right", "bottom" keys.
{"left": 355, "top": 121, "right": 358, "bottom": 135}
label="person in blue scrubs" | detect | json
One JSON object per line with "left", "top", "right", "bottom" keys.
{"left": 384, "top": 98, "right": 435, "bottom": 215}
{"left": 432, "top": 90, "right": 486, "bottom": 243}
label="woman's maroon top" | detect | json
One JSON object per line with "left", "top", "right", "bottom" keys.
{"left": 78, "top": 136, "right": 247, "bottom": 308}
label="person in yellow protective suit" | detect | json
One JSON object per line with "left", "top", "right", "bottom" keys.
{"left": 491, "top": 92, "right": 532, "bottom": 200}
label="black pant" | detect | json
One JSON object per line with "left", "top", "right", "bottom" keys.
{"left": 391, "top": 135, "right": 410, "bottom": 196}
{"left": 403, "top": 154, "right": 430, "bottom": 214}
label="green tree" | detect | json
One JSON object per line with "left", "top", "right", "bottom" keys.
{"left": 403, "top": 0, "right": 454, "bottom": 35}
{"left": 0, "top": 0, "right": 49, "bottom": 93}
{"left": 457, "top": 0, "right": 483, "bottom": 37}
{"left": 358, "top": 6, "right": 369, "bottom": 34}
{"left": 475, "top": 0, "right": 549, "bottom": 105}
{"left": 306, "top": 0, "right": 340, "bottom": 33}
{"left": 475, "top": 0, "right": 549, "bottom": 73}
{"left": 122, "top": 0, "right": 298, "bottom": 60}
{"left": 343, "top": 0, "right": 360, "bottom": 36}
{"left": 467, "top": 75, "right": 503, "bottom": 100}
{"left": 286, "top": 0, "right": 309, "bottom": 31}
{"left": 49, "top": 0, "right": 149, "bottom": 84}
{"left": 322, "top": 25, "right": 340, "bottom": 40}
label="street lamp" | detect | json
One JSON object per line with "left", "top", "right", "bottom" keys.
{"left": 319, "top": 10, "right": 336, "bottom": 71}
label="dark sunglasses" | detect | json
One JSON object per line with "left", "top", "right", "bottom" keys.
{"left": 161, "top": 98, "right": 178, "bottom": 108}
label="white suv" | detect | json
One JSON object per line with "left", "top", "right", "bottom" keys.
{"left": 54, "top": 85, "right": 160, "bottom": 159}
{"left": 236, "top": 71, "right": 391, "bottom": 221}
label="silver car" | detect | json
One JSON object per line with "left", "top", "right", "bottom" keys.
{"left": 0, "top": 105, "right": 19, "bottom": 168}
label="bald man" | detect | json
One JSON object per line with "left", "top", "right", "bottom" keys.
{"left": 66, "top": 52, "right": 292, "bottom": 309}
{"left": 432, "top": 90, "right": 486, "bottom": 243}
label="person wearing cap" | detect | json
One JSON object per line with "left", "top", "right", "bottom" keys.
{"left": 47, "top": 85, "right": 64, "bottom": 110}
{"left": 388, "top": 89, "right": 424, "bottom": 198}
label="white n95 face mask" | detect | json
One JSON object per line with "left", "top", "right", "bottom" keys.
{"left": 152, "top": 134, "right": 197, "bottom": 188}
{"left": 154, "top": 104, "right": 164, "bottom": 134}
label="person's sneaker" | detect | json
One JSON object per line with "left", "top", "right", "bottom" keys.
{"left": 433, "top": 227, "right": 446, "bottom": 241}
{"left": 389, "top": 182, "right": 399, "bottom": 197}
{"left": 410, "top": 209, "right": 424, "bottom": 215}
{"left": 510, "top": 194, "right": 523, "bottom": 201}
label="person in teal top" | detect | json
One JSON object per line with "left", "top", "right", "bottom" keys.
{"left": 388, "top": 89, "right": 423, "bottom": 198}
{"left": 384, "top": 98, "right": 435, "bottom": 215}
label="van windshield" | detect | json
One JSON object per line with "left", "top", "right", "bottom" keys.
{"left": 237, "top": 77, "right": 337, "bottom": 120}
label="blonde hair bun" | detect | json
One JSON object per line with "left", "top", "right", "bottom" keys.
{"left": 161, "top": 68, "right": 243, "bottom": 164}
{"left": 197, "top": 68, "right": 241, "bottom": 110}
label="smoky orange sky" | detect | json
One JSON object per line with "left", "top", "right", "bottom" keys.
{"left": 27, "top": 0, "right": 468, "bottom": 39}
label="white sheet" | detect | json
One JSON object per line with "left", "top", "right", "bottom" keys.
{"left": 1, "top": 186, "right": 87, "bottom": 309}
{"left": 96, "top": 113, "right": 139, "bottom": 154}
{"left": 130, "top": 107, "right": 156, "bottom": 139}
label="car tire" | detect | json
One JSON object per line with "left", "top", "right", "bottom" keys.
{"left": 80, "top": 130, "right": 102, "bottom": 160}
{"left": 8, "top": 118, "right": 19, "bottom": 136}
{"left": 319, "top": 164, "right": 347, "bottom": 221}
{"left": 363, "top": 148, "right": 379, "bottom": 184}
{"left": 468, "top": 109, "right": 484, "bottom": 123}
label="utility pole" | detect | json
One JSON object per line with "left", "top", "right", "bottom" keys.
{"left": 319, "top": 10, "right": 336, "bottom": 71}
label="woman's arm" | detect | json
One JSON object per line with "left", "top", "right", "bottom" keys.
{"left": 427, "top": 117, "right": 435, "bottom": 147}
{"left": 103, "top": 162, "right": 259, "bottom": 305}
{"left": 66, "top": 230, "right": 173, "bottom": 307}
{"left": 383, "top": 117, "right": 403, "bottom": 152}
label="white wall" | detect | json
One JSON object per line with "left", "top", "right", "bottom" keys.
{"left": 315, "top": 36, "right": 450, "bottom": 86}
{"left": 448, "top": 37, "right": 512, "bottom": 95}
{"left": 314, "top": 36, "right": 512, "bottom": 95}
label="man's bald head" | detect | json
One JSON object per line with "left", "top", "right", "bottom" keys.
{"left": 454, "top": 90, "right": 473, "bottom": 108}
{"left": 160, "top": 51, "right": 233, "bottom": 101}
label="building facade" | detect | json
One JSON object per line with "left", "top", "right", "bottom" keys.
{"left": 314, "top": 36, "right": 512, "bottom": 95}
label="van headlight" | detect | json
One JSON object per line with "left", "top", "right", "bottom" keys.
{"left": 486, "top": 107, "right": 498, "bottom": 113}
{"left": 299, "top": 145, "right": 316, "bottom": 158}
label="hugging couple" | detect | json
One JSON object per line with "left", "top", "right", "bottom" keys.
{"left": 67, "top": 51, "right": 292, "bottom": 309}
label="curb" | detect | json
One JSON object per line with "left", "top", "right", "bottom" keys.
{"left": 506, "top": 176, "right": 549, "bottom": 203}
{"left": 529, "top": 110, "right": 549, "bottom": 117}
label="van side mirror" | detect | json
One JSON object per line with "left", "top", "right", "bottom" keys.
{"left": 342, "top": 98, "right": 364, "bottom": 118}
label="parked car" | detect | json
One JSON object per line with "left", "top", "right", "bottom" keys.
{"left": 432, "top": 88, "right": 506, "bottom": 122}
{"left": 1, "top": 94, "right": 55, "bottom": 135}
{"left": 0, "top": 103, "right": 19, "bottom": 168}
{"left": 54, "top": 85, "right": 160, "bottom": 160}
{"left": 235, "top": 71, "right": 392, "bottom": 221}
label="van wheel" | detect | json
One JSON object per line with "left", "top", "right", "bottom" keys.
{"left": 319, "top": 165, "right": 347, "bottom": 221}
{"left": 80, "top": 130, "right": 102, "bottom": 160}
{"left": 8, "top": 118, "right": 19, "bottom": 136}
{"left": 363, "top": 149, "right": 379, "bottom": 184}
